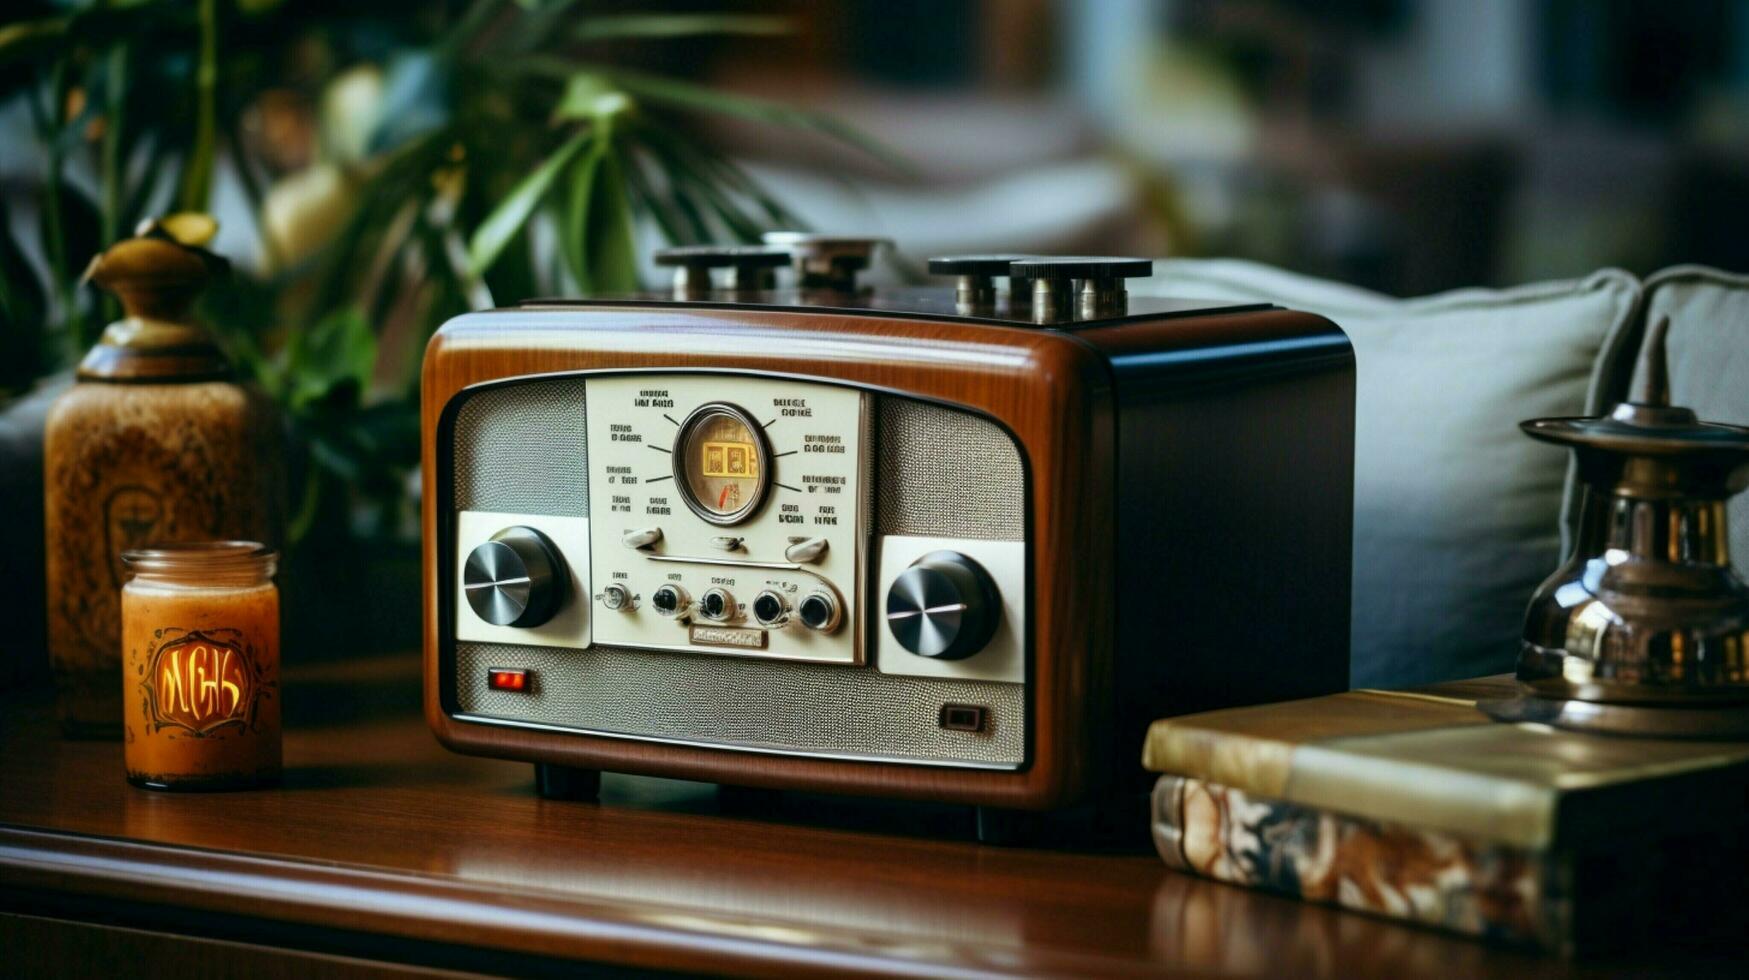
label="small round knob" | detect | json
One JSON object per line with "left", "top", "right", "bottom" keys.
{"left": 650, "top": 584, "right": 690, "bottom": 619}
{"left": 699, "top": 587, "right": 736, "bottom": 622}
{"left": 796, "top": 590, "right": 842, "bottom": 632}
{"left": 464, "top": 526, "right": 567, "bottom": 628}
{"left": 886, "top": 551, "right": 1000, "bottom": 660}
{"left": 752, "top": 590, "right": 789, "bottom": 627}
{"left": 600, "top": 583, "right": 631, "bottom": 611}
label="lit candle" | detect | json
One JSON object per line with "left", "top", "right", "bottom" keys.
{"left": 121, "top": 542, "right": 281, "bottom": 790}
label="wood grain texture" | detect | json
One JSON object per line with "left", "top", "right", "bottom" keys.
{"left": 0, "top": 913, "right": 473, "bottom": 980}
{"left": 0, "top": 657, "right": 1733, "bottom": 977}
{"left": 421, "top": 307, "right": 1118, "bottom": 809}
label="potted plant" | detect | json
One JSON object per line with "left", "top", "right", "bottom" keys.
{"left": 0, "top": 0, "right": 890, "bottom": 671}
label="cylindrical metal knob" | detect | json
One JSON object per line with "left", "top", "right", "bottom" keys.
{"left": 464, "top": 526, "right": 567, "bottom": 628}
{"left": 699, "top": 587, "right": 736, "bottom": 622}
{"left": 650, "top": 583, "right": 689, "bottom": 619}
{"left": 762, "top": 232, "right": 891, "bottom": 292}
{"left": 653, "top": 245, "right": 790, "bottom": 295}
{"left": 600, "top": 583, "right": 631, "bottom": 611}
{"left": 1009, "top": 256, "right": 1153, "bottom": 322}
{"left": 796, "top": 590, "right": 842, "bottom": 633}
{"left": 927, "top": 255, "right": 1029, "bottom": 309}
{"left": 885, "top": 551, "right": 1001, "bottom": 660}
{"left": 752, "top": 590, "right": 789, "bottom": 627}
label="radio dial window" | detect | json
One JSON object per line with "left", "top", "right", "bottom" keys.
{"left": 674, "top": 403, "right": 771, "bottom": 526}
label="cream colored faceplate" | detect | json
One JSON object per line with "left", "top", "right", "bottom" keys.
{"left": 584, "top": 375, "right": 867, "bottom": 665}
{"left": 874, "top": 535, "right": 1026, "bottom": 684}
{"left": 454, "top": 511, "right": 592, "bottom": 648}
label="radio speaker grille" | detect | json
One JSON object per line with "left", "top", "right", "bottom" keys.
{"left": 453, "top": 379, "right": 588, "bottom": 516}
{"left": 874, "top": 398, "right": 1024, "bottom": 540}
{"left": 456, "top": 641, "right": 1024, "bottom": 767}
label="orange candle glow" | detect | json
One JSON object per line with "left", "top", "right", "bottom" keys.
{"left": 121, "top": 542, "right": 281, "bottom": 790}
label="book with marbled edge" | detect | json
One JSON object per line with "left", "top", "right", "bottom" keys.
{"left": 1143, "top": 676, "right": 1749, "bottom": 954}
{"left": 1151, "top": 773, "right": 1567, "bottom": 949}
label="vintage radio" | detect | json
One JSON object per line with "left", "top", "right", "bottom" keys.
{"left": 422, "top": 241, "right": 1354, "bottom": 841}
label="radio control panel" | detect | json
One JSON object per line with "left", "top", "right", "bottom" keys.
{"left": 447, "top": 373, "right": 1028, "bottom": 681}
{"left": 584, "top": 374, "right": 867, "bottom": 664}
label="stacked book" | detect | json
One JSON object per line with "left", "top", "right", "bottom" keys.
{"left": 1143, "top": 676, "right": 1749, "bottom": 955}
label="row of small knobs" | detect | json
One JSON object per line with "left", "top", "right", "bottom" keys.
{"left": 655, "top": 241, "right": 1151, "bottom": 320}
{"left": 656, "top": 233, "right": 893, "bottom": 294}
{"left": 928, "top": 255, "right": 1153, "bottom": 318}
{"left": 644, "top": 583, "right": 841, "bottom": 633}
{"left": 464, "top": 528, "right": 1001, "bottom": 661}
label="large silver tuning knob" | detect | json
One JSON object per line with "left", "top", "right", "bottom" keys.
{"left": 885, "top": 551, "right": 1000, "bottom": 660}
{"left": 464, "top": 526, "right": 567, "bottom": 628}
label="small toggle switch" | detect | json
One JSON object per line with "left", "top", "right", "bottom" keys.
{"left": 622, "top": 527, "right": 663, "bottom": 550}
{"left": 783, "top": 536, "right": 829, "bottom": 564}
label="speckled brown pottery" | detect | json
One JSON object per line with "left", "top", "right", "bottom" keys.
{"left": 44, "top": 228, "right": 284, "bottom": 738}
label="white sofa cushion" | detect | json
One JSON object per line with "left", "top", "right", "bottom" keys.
{"left": 1135, "top": 259, "right": 1641, "bottom": 688}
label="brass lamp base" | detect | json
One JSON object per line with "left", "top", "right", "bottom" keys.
{"left": 1479, "top": 695, "right": 1749, "bottom": 740}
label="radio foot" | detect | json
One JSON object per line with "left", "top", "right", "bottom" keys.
{"left": 717, "top": 784, "right": 783, "bottom": 816}
{"left": 975, "top": 806, "right": 1041, "bottom": 846}
{"left": 534, "top": 763, "right": 601, "bottom": 802}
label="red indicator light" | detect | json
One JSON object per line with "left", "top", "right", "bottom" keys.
{"left": 487, "top": 668, "right": 530, "bottom": 692}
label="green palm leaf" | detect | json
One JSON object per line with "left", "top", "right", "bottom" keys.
{"left": 575, "top": 14, "right": 790, "bottom": 42}
{"left": 467, "top": 128, "right": 591, "bottom": 276}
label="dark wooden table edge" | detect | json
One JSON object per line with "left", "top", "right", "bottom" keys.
{"left": 0, "top": 823, "right": 1179, "bottom": 979}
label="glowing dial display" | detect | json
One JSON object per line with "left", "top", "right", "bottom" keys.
{"left": 674, "top": 402, "right": 771, "bottom": 525}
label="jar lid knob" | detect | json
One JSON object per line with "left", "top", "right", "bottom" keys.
{"left": 78, "top": 214, "right": 232, "bottom": 381}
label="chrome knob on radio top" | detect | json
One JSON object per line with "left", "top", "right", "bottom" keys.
{"left": 885, "top": 551, "right": 1000, "bottom": 660}
{"left": 464, "top": 526, "right": 567, "bottom": 628}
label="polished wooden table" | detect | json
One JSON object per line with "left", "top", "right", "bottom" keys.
{"left": 1, "top": 654, "right": 1740, "bottom": 978}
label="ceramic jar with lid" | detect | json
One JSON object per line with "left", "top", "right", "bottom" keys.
{"left": 43, "top": 218, "right": 284, "bottom": 737}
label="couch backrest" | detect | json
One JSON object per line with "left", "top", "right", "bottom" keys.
{"left": 1137, "top": 259, "right": 1641, "bottom": 689}
{"left": 1579, "top": 266, "right": 1749, "bottom": 571}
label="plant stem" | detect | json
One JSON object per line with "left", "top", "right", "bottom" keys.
{"left": 178, "top": 0, "right": 218, "bottom": 212}
{"left": 101, "top": 42, "right": 129, "bottom": 323}
{"left": 37, "top": 56, "right": 76, "bottom": 351}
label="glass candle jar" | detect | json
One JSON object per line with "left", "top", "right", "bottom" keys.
{"left": 121, "top": 542, "right": 281, "bottom": 790}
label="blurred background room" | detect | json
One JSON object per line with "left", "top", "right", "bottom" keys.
{"left": 4, "top": 0, "right": 1748, "bottom": 678}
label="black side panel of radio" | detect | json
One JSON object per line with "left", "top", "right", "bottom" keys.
{"left": 1103, "top": 326, "right": 1356, "bottom": 769}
